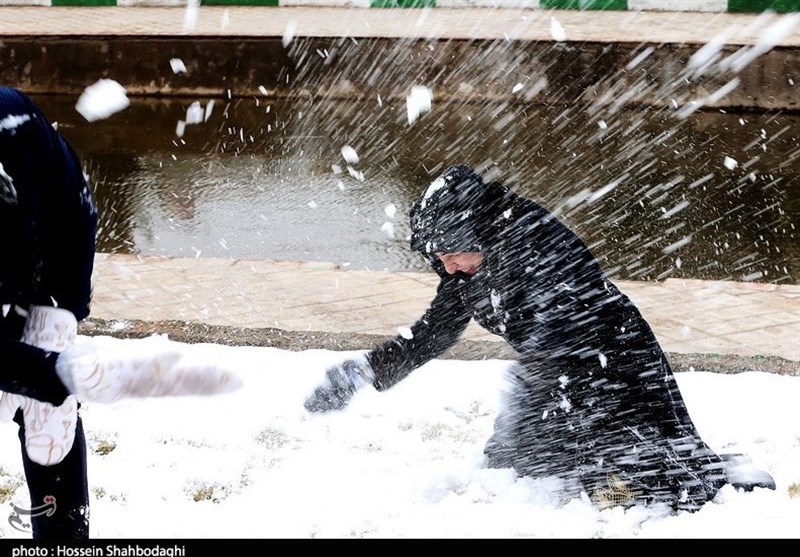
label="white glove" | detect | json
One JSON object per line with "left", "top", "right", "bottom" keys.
{"left": 54, "top": 340, "right": 243, "bottom": 404}
{"left": 0, "top": 305, "right": 80, "bottom": 466}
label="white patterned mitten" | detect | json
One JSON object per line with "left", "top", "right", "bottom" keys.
{"left": 54, "top": 340, "right": 243, "bottom": 404}
{"left": 0, "top": 305, "right": 79, "bottom": 466}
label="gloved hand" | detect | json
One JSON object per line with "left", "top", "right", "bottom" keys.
{"left": 54, "top": 340, "right": 243, "bottom": 404}
{"left": 0, "top": 305, "right": 80, "bottom": 466}
{"left": 304, "top": 357, "right": 375, "bottom": 413}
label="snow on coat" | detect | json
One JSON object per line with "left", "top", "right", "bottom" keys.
{"left": 0, "top": 87, "right": 97, "bottom": 322}
{"left": 366, "top": 164, "right": 772, "bottom": 510}
{"left": 0, "top": 87, "right": 97, "bottom": 405}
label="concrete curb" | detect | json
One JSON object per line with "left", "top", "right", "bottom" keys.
{"left": 3, "top": 8, "right": 798, "bottom": 110}
{"left": 78, "top": 317, "right": 800, "bottom": 375}
{"left": 0, "top": 0, "right": 797, "bottom": 11}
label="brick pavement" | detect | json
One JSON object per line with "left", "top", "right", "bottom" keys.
{"left": 90, "top": 254, "right": 800, "bottom": 363}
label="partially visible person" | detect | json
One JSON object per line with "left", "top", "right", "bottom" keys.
{"left": 0, "top": 86, "right": 241, "bottom": 539}
{"left": 304, "top": 163, "right": 775, "bottom": 512}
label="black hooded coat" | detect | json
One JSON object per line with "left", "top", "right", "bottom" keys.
{"left": 0, "top": 86, "right": 95, "bottom": 538}
{"left": 364, "top": 164, "right": 770, "bottom": 509}
{"left": 0, "top": 86, "right": 97, "bottom": 405}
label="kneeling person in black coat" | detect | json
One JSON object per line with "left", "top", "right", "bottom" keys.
{"left": 304, "top": 163, "right": 775, "bottom": 511}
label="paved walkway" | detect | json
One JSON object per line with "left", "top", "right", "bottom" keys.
{"left": 90, "top": 254, "right": 800, "bottom": 364}
{"left": 0, "top": 5, "right": 798, "bottom": 46}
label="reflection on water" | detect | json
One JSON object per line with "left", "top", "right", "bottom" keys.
{"left": 34, "top": 94, "right": 799, "bottom": 284}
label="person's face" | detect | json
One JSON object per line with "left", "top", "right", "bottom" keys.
{"left": 436, "top": 252, "right": 485, "bottom": 276}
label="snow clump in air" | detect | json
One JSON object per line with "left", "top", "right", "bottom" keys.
{"left": 170, "top": 59, "right": 187, "bottom": 74}
{"left": 283, "top": 21, "right": 298, "bottom": 48}
{"left": 75, "top": 79, "right": 130, "bottom": 122}
{"left": 407, "top": 85, "right": 433, "bottom": 125}
{"left": 550, "top": 16, "right": 567, "bottom": 42}
{"left": 341, "top": 145, "right": 359, "bottom": 164}
{"left": 176, "top": 101, "right": 214, "bottom": 137}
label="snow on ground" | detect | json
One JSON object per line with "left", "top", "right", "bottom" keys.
{"left": 1, "top": 334, "right": 798, "bottom": 539}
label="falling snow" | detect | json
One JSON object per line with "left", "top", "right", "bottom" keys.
{"left": 6, "top": 10, "right": 795, "bottom": 538}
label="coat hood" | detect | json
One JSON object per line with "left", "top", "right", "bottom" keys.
{"left": 409, "top": 164, "right": 509, "bottom": 254}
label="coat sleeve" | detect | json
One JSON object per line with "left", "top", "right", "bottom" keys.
{"left": 0, "top": 338, "right": 70, "bottom": 406}
{"left": 366, "top": 274, "right": 472, "bottom": 391}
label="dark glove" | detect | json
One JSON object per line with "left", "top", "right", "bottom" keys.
{"left": 304, "top": 357, "right": 375, "bottom": 413}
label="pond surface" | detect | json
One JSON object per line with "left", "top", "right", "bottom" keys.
{"left": 33, "top": 94, "right": 799, "bottom": 284}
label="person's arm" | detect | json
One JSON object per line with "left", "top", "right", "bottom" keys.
{"left": 0, "top": 338, "right": 70, "bottom": 406}
{"left": 0, "top": 331, "right": 243, "bottom": 411}
{"left": 367, "top": 273, "right": 472, "bottom": 391}
{"left": 304, "top": 273, "right": 472, "bottom": 413}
